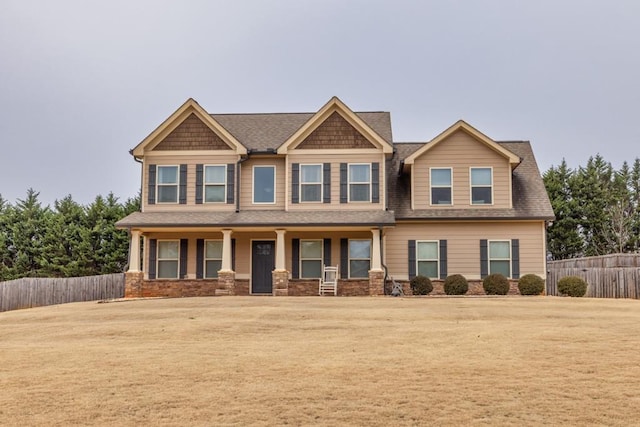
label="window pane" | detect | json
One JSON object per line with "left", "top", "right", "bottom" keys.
{"left": 471, "top": 168, "right": 492, "bottom": 185}
{"left": 158, "top": 166, "right": 178, "bottom": 184}
{"left": 431, "top": 188, "right": 451, "bottom": 205}
{"left": 350, "top": 260, "right": 370, "bottom": 278}
{"left": 205, "top": 185, "right": 225, "bottom": 203}
{"left": 301, "top": 165, "right": 322, "bottom": 183}
{"left": 490, "top": 241, "right": 510, "bottom": 258}
{"left": 349, "top": 240, "right": 371, "bottom": 259}
{"left": 431, "top": 169, "right": 451, "bottom": 186}
{"left": 350, "top": 184, "right": 370, "bottom": 201}
{"left": 158, "top": 186, "right": 177, "bottom": 203}
{"left": 472, "top": 187, "right": 492, "bottom": 204}
{"left": 301, "top": 240, "right": 322, "bottom": 258}
{"left": 254, "top": 167, "right": 275, "bottom": 203}
{"left": 417, "top": 241, "right": 438, "bottom": 260}
{"left": 418, "top": 261, "right": 438, "bottom": 278}
{"left": 490, "top": 260, "right": 510, "bottom": 277}
{"left": 158, "top": 241, "right": 179, "bottom": 259}
{"left": 205, "top": 165, "right": 226, "bottom": 184}
{"left": 301, "top": 260, "right": 322, "bottom": 278}
{"left": 349, "top": 164, "right": 370, "bottom": 182}
{"left": 205, "top": 241, "right": 223, "bottom": 258}
{"left": 158, "top": 260, "right": 178, "bottom": 278}
{"left": 301, "top": 184, "right": 321, "bottom": 202}
{"left": 205, "top": 260, "right": 221, "bottom": 278}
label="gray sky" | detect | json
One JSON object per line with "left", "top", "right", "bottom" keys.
{"left": 1, "top": 0, "right": 639, "bottom": 206}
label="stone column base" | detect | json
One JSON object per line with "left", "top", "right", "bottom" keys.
{"left": 217, "top": 270, "right": 236, "bottom": 296}
{"left": 124, "top": 272, "right": 144, "bottom": 298}
{"left": 368, "top": 270, "right": 385, "bottom": 296}
{"left": 272, "top": 270, "right": 289, "bottom": 296}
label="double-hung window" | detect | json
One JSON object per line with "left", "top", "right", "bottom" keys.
{"left": 349, "top": 239, "right": 371, "bottom": 278}
{"left": 157, "top": 166, "right": 179, "bottom": 203}
{"left": 489, "top": 240, "right": 511, "bottom": 277}
{"left": 253, "top": 166, "right": 275, "bottom": 204}
{"left": 157, "top": 240, "right": 179, "bottom": 279}
{"left": 300, "top": 240, "right": 323, "bottom": 278}
{"left": 300, "top": 164, "right": 322, "bottom": 202}
{"left": 430, "top": 168, "right": 452, "bottom": 205}
{"left": 470, "top": 167, "right": 492, "bottom": 205}
{"left": 349, "top": 164, "right": 371, "bottom": 202}
{"left": 205, "top": 240, "right": 223, "bottom": 278}
{"left": 417, "top": 241, "right": 439, "bottom": 279}
{"left": 204, "top": 165, "right": 226, "bottom": 203}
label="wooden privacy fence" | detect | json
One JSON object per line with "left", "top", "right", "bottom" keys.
{"left": 547, "top": 254, "right": 640, "bottom": 299}
{"left": 0, "top": 273, "right": 125, "bottom": 312}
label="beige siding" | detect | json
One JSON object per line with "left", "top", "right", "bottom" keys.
{"left": 384, "top": 221, "right": 546, "bottom": 280}
{"left": 238, "top": 157, "right": 286, "bottom": 211}
{"left": 413, "top": 130, "right": 511, "bottom": 209}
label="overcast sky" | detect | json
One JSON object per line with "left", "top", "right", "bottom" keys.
{"left": 1, "top": 0, "right": 639, "bottom": 206}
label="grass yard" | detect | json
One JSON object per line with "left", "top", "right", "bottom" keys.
{"left": 1, "top": 296, "right": 640, "bottom": 426}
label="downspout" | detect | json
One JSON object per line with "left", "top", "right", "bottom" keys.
{"left": 379, "top": 226, "right": 389, "bottom": 295}
{"left": 236, "top": 155, "right": 249, "bottom": 213}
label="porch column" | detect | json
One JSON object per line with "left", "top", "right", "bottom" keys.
{"left": 369, "top": 228, "right": 384, "bottom": 296}
{"left": 273, "top": 229, "right": 289, "bottom": 296}
{"left": 371, "top": 228, "right": 382, "bottom": 271}
{"left": 275, "top": 229, "right": 286, "bottom": 271}
{"left": 221, "top": 229, "right": 233, "bottom": 271}
{"left": 128, "top": 230, "right": 141, "bottom": 272}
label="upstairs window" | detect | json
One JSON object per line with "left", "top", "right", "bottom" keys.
{"left": 430, "top": 168, "right": 452, "bottom": 205}
{"left": 349, "top": 164, "right": 371, "bottom": 202}
{"left": 470, "top": 167, "right": 492, "bottom": 205}
{"left": 417, "top": 241, "right": 439, "bottom": 279}
{"left": 489, "top": 240, "right": 511, "bottom": 277}
{"left": 300, "top": 164, "right": 322, "bottom": 202}
{"left": 300, "top": 239, "right": 323, "bottom": 278}
{"left": 253, "top": 166, "right": 275, "bottom": 204}
{"left": 204, "top": 165, "right": 226, "bottom": 203}
{"left": 157, "top": 240, "right": 179, "bottom": 279}
{"left": 157, "top": 166, "right": 178, "bottom": 203}
{"left": 205, "top": 240, "right": 223, "bottom": 278}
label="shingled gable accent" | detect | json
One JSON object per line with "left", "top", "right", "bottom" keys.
{"left": 402, "top": 120, "right": 521, "bottom": 172}
{"left": 276, "top": 96, "right": 393, "bottom": 154}
{"left": 130, "top": 98, "right": 247, "bottom": 158}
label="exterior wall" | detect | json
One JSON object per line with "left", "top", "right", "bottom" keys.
{"left": 412, "top": 130, "right": 511, "bottom": 209}
{"left": 238, "top": 157, "right": 286, "bottom": 211}
{"left": 384, "top": 221, "right": 546, "bottom": 281}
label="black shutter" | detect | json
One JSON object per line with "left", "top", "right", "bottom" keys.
{"left": 148, "top": 239, "right": 157, "bottom": 279}
{"left": 512, "top": 239, "right": 520, "bottom": 279}
{"left": 292, "top": 163, "right": 299, "bottom": 204}
{"left": 323, "top": 163, "right": 331, "bottom": 203}
{"left": 340, "top": 238, "right": 348, "bottom": 279}
{"left": 227, "top": 164, "right": 235, "bottom": 204}
{"left": 179, "top": 164, "right": 187, "bottom": 204}
{"left": 324, "top": 238, "right": 332, "bottom": 266}
{"left": 291, "top": 239, "right": 300, "bottom": 279}
{"left": 372, "top": 162, "right": 380, "bottom": 203}
{"left": 180, "top": 239, "right": 188, "bottom": 278}
{"left": 232, "top": 238, "right": 236, "bottom": 271}
{"left": 340, "top": 163, "right": 347, "bottom": 203}
{"left": 408, "top": 240, "right": 416, "bottom": 280}
{"left": 195, "top": 164, "right": 203, "bottom": 204}
{"left": 439, "top": 240, "right": 448, "bottom": 280}
{"left": 196, "top": 239, "right": 204, "bottom": 279}
{"left": 148, "top": 164, "right": 156, "bottom": 205}
{"left": 480, "top": 239, "right": 488, "bottom": 279}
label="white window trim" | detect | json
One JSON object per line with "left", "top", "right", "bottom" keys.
{"left": 157, "top": 239, "right": 180, "bottom": 279}
{"left": 300, "top": 239, "right": 324, "bottom": 278}
{"left": 469, "top": 166, "right": 494, "bottom": 206}
{"left": 348, "top": 238, "right": 371, "bottom": 279}
{"left": 203, "top": 164, "right": 227, "bottom": 204}
{"left": 416, "top": 240, "right": 440, "bottom": 279}
{"left": 156, "top": 165, "right": 179, "bottom": 204}
{"left": 252, "top": 165, "right": 276, "bottom": 205}
{"left": 429, "top": 167, "right": 453, "bottom": 206}
{"left": 348, "top": 163, "right": 371, "bottom": 203}
{"left": 299, "top": 164, "right": 323, "bottom": 204}
{"left": 488, "top": 239, "right": 511, "bottom": 278}
{"left": 204, "top": 239, "right": 223, "bottom": 278}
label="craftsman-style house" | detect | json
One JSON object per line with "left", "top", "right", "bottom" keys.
{"left": 116, "top": 97, "right": 554, "bottom": 297}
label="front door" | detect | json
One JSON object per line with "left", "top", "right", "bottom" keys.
{"left": 252, "top": 241, "right": 275, "bottom": 294}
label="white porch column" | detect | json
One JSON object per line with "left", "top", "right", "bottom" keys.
{"left": 221, "top": 229, "right": 233, "bottom": 271}
{"left": 128, "top": 230, "right": 141, "bottom": 273}
{"left": 371, "top": 228, "right": 382, "bottom": 271}
{"left": 275, "top": 229, "right": 287, "bottom": 271}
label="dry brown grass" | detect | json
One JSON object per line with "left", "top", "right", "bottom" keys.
{"left": 1, "top": 296, "right": 640, "bottom": 426}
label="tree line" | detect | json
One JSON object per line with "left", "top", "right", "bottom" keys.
{"left": 0, "top": 189, "right": 139, "bottom": 281}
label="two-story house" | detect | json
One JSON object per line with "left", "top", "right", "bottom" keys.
{"left": 116, "top": 97, "right": 554, "bottom": 297}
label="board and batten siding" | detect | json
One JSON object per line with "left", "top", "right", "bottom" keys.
{"left": 238, "top": 157, "right": 286, "bottom": 211}
{"left": 384, "top": 221, "right": 546, "bottom": 280}
{"left": 412, "top": 130, "right": 512, "bottom": 209}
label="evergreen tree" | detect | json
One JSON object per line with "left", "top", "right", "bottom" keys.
{"left": 85, "top": 193, "right": 131, "bottom": 274}
{"left": 0, "top": 195, "right": 14, "bottom": 281}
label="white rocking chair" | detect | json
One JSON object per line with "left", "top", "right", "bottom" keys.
{"left": 319, "top": 265, "right": 339, "bottom": 296}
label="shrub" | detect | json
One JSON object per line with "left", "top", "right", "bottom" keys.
{"left": 410, "top": 275, "right": 433, "bottom": 295}
{"left": 518, "top": 274, "right": 545, "bottom": 296}
{"left": 557, "top": 276, "right": 588, "bottom": 297}
{"left": 444, "top": 274, "right": 468, "bottom": 295}
{"left": 482, "top": 273, "right": 510, "bottom": 295}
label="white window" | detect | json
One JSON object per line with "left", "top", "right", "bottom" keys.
{"left": 253, "top": 166, "right": 275, "bottom": 204}
{"left": 470, "top": 167, "right": 493, "bottom": 205}
{"left": 349, "top": 239, "right": 371, "bottom": 278}
{"left": 205, "top": 240, "right": 223, "bottom": 278}
{"left": 204, "top": 165, "right": 226, "bottom": 203}
{"left": 300, "top": 164, "right": 322, "bottom": 203}
{"left": 349, "top": 164, "right": 371, "bottom": 202}
{"left": 489, "top": 240, "right": 511, "bottom": 277}
{"left": 157, "top": 166, "right": 178, "bottom": 203}
{"left": 300, "top": 240, "right": 323, "bottom": 278}
{"left": 157, "top": 240, "right": 179, "bottom": 279}
{"left": 417, "top": 241, "right": 439, "bottom": 279}
{"left": 430, "top": 168, "right": 452, "bottom": 205}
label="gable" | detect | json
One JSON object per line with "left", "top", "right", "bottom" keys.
{"left": 296, "top": 111, "right": 375, "bottom": 149}
{"left": 153, "top": 113, "right": 234, "bottom": 151}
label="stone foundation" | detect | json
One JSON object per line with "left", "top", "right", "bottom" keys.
{"left": 217, "top": 271, "right": 236, "bottom": 296}
{"left": 136, "top": 279, "right": 218, "bottom": 298}
{"left": 124, "top": 272, "right": 144, "bottom": 298}
{"left": 388, "top": 279, "right": 523, "bottom": 296}
{"left": 287, "top": 279, "right": 370, "bottom": 296}
{"left": 272, "top": 270, "right": 289, "bottom": 296}
{"left": 368, "top": 270, "right": 385, "bottom": 296}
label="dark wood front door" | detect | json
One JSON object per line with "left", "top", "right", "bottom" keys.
{"left": 252, "top": 241, "right": 275, "bottom": 294}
